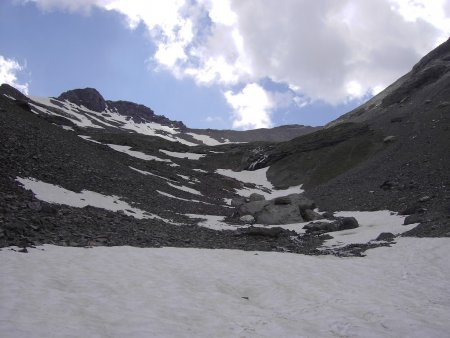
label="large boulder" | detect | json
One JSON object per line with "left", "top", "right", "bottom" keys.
{"left": 303, "top": 217, "right": 359, "bottom": 234}
{"left": 249, "top": 193, "right": 266, "bottom": 202}
{"left": 256, "top": 203, "right": 304, "bottom": 225}
{"left": 301, "top": 209, "right": 324, "bottom": 222}
{"left": 239, "top": 215, "right": 256, "bottom": 224}
{"left": 239, "top": 200, "right": 270, "bottom": 216}
{"left": 231, "top": 197, "right": 246, "bottom": 207}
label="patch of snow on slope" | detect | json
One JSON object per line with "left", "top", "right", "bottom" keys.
{"left": 129, "top": 166, "right": 176, "bottom": 182}
{"left": 185, "top": 214, "right": 240, "bottom": 231}
{"left": 167, "top": 182, "right": 202, "bottom": 196}
{"left": 61, "top": 125, "right": 75, "bottom": 131}
{"left": 16, "top": 177, "right": 169, "bottom": 222}
{"left": 93, "top": 107, "right": 198, "bottom": 146}
{"left": 107, "top": 144, "right": 173, "bottom": 163}
{"left": 30, "top": 97, "right": 103, "bottom": 129}
{"left": 160, "top": 149, "right": 206, "bottom": 160}
{"left": 2, "top": 238, "right": 450, "bottom": 337}
{"left": 322, "top": 211, "right": 417, "bottom": 248}
{"left": 78, "top": 135, "right": 102, "bottom": 144}
{"left": 157, "top": 191, "right": 213, "bottom": 205}
{"left": 216, "top": 167, "right": 303, "bottom": 198}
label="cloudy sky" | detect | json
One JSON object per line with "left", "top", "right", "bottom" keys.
{"left": 1, "top": 1, "right": 449, "bottom": 129}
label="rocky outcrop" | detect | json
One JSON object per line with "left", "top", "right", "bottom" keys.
{"left": 238, "top": 193, "right": 316, "bottom": 225}
{"left": 303, "top": 217, "right": 359, "bottom": 234}
{"left": 58, "top": 88, "right": 107, "bottom": 112}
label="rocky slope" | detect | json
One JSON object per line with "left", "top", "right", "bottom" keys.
{"left": 1, "top": 38, "right": 449, "bottom": 254}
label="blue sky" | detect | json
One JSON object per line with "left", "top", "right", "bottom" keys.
{"left": 1, "top": 1, "right": 449, "bottom": 129}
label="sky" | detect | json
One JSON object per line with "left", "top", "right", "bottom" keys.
{"left": 0, "top": 1, "right": 449, "bottom": 130}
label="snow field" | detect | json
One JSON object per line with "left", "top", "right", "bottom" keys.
{"left": 1, "top": 238, "right": 450, "bottom": 338}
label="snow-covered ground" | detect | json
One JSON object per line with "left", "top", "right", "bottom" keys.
{"left": 1, "top": 238, "right": 449, "bottom": 338}
{"left": 216, "top": 167, "right": 303, "bottom": 198}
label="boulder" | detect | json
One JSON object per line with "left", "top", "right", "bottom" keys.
{"left": 231, "top": 197, "right": 246, "bottom": 207}
{"left": 256, "top": 203, "right": 304, "bottom": 225}
{"left": 375, "top": 232, "right": 395, "bottom": 241}
{"left": 404, "top": 214, "right": 423, "bottom": 225}
{"left": 303, "top": 217, "right": 359, "bottom": 234}
{"left": 383, "top": 135, "right": 397, "bottom": 143}
{"left": 301, "top": 209, "right": 324, "bottom": 222}
{"left": 249, "top": 193, "right": 265, "bottom": 202}
{"left": 239, "top": 200, "right": 270, "bottom": 216}
{"left": 274, "top": 194, "right": 314, "bottom": 209}
{"left": 239, "top": 215, "right": 255, "bottom": 224}
{"left": 335, "top": 217, "right": 359, "bottom": 230}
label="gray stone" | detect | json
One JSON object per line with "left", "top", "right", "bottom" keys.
{"left": 375, "top": 232, "right": 395, "bottom": 241}
{"left": 289, "top": 194, "right": 316, "bottom": 210}
{"left": 383, "top": 135, "right": 397, "bottom": 143}
{"left": 239, "top": 215, "right": 255, "bottom": 224}
{"left": 249, "top": 193, "right": 265, "bottom": 202}
{"left": 256, "top": 203, "right": 304, "bottom": 225}
{"left": 301, "top": 209, "right": 324, "bottom": 222}
{"left": 239, "top": 200, "right": 270, "bottom": 216}
{"left": 231, "top": 197, "right": 246, "bottom": 207}
{"left": 404, "top": 214, "right": 423, "bottom": 225}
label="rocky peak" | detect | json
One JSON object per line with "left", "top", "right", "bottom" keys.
{"left": 58, "top": 88, "right": 107, "bottom": 112}
{"left": 0, "top": 83, "right": 29, "bottom": 101}
{"left": 106, "top": 100, "right": 186, "bottom": 130}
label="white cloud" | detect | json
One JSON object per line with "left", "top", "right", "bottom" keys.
{"left": 0, "top": 55, "right": 29, "bottom": 94}
{"left": 24, "top": 0, "right": 450, "bottom": 127}
{"left": 224, "top": 83, "right": 273, "bottom": 130}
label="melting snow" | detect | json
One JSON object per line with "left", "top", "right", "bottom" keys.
{"left": 1, "top": 239, "right": 450, "bottom": 337}
{"left": 129, "top": 166, "right": 176, "bottom": 182}
{"left": 107, "top": 144, "right": 173, "bottom": 163}
{"left": 160, "top": 149, "right": 206, "bottom": 160}
{"left": 167, "top": 182, "right": 203, "bottom": 196}
{"left": 216, "top": 167, "right": 304, "bottom": 198}
{"left": 322, "top": 211, "right": 417, "bottom": 248}
{"left": 185, "top": 214, "right": 240, "bottom": 231}
{"left": 78, "top": 135, "right": 102, "bottom": 144}
{"left": 16, "top": 177, "right": 169, "bottom": 222}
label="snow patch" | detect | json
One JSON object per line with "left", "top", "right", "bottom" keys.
{"left": 107, "top": 144, "right": 173, "bottom": 163}
{"left": 167, "top": 182, "right": 203, "bottom": 196}
{"left": 160, "top": 149, "right": 206, "bottom": 160}
{"left": 16, "top": 177, "right": 169, "bottom": 222}
{"left": 216, "top": 167, "right": 304, "bottom": 198}
{"left": 322, "top": 210, "right": 417, "bottom": 248}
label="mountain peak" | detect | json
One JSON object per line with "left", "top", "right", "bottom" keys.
{"left": 58, "top": 87, "right": 106, "bottom": 112}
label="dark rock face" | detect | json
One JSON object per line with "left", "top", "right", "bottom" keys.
{"left": 58, "top": 88, "right": 107, "bottom": 112}
{"left": 404, "top": 214, "right": 423, "bottom": 225}
{"left": 0, "top": 84, "right": 29, "bottom": 101}
{"left": 303, "top": 217, "right": 359, "bottom": 234}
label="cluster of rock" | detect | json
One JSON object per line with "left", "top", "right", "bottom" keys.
{"left": 232, "top": 192, "right": 360, "bottom": 235}
{"left": 233, "top": 193, "right": 323, "bottom": 225}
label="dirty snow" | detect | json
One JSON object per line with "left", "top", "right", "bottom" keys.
{"left": 1, "top": 238, "right": 450, "bottom": 338}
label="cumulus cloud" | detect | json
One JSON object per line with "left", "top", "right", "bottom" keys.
{"left": 24, "top": 0, "right": 450, "bottom": 127}
{"left": 224, "top": 83, "right": 273, "bottom": 130}
{"left": 0, "top": 55, "right": 29, "bottom": 94}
